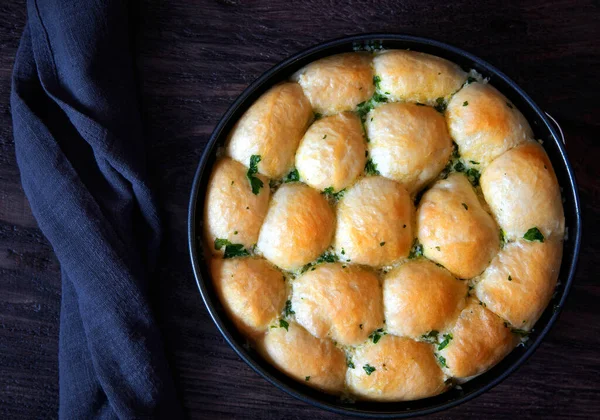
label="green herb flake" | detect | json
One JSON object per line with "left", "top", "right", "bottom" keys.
{"left": 462, "top": 203, "right": 468, "bottom": 210}
{"left": 435, "top": 246, "right": 441, "bottom": 251}
{"left": 369, "top": 328, "right": 386, "bottom": 344}
{"left": 365, "top": 158, "right": 380, "bottom": 176}
{"left": 523, "top": 227, "right": 545, "bottom": 242}
{"left": 508, "top": 275, "right": 512, "bottom": 281}
{"left": 234, "top": 230, "right": 238, "bottom": 235}
{"left": 314, "top": 112, "right": 322, "bottom": 120}
{"left": 322, "top": 186, "right": 346, "bottom": 200}
{"left": 466, "top": 168, "right": 481, "bottom": 186}
{"left": 223, "top": 244, "right": 250, "bottom": 259}
{"left": 341, "top": 248, "right": 345, "bottom": 255}
{"left": 373, "top": 75, "right": 382, "bottom": 89}
{"left": 506, "top": 102, "right": 514, "bottom": 109}
{"left": 466, "top": 76, "right": 477, "bottom": 84}
{"left": 363, "top": 364, "right": 376, "bottom": 375}
{"left": 454, "top": 161, "right": 465, "bottom": 173}
{"left": 434, "top": 97, "right": 447, "bottom": 113}
{"left": 409, "top": 241, "right": 424, "bottom": 259}
{"left": 347, "top": 359, "right": 355, "bottom": 369}
{"left": 214, "top": 238, "right": 232, "bottom": 250}
{"left": 438, "top": 334, "right": 453, "bottom": 351}
{"left": 451, "top": 141, "right": 460, "bottom": 159}
{"left": 437, "top": 355, "right": 449, "bottom": 368}
{"left": 469, "top": 160, "right": 480, "bottom": 165}
{"left": 305, "top": 376, "right": 310, "bottom": 381}
{"left": 279, "top": 319, "right": 289, "bottom": 331}
{"left": 323, "top": 134, "right": 327, "bottom": 139}
{"left": 421, "top": 330, "right": 439, "bottom": 344}
{"left": 359, "top": 324, "right": 363, "bottom": 330}
{"left": 284, "top": 168, "right": 300, "bottom": 183}
{"left": 231, "top": 180, "right": 234, "bottom": 185}
{"left": 246, "top": 155, "right": 264, "bottom": 195}
{"left": 284, "top": 300, "right": 295, "bottom": 317}
{"left": 463, "top": 101, "right": 469, "bottom": 106}
{"left": 380, "top": 242, "right": 386, "bottom": 246}
{"left": 316, "top": 252, "right": 339, "bottom": 264}
{"left": 499, "top": 229, "right": 506, "bottom": 247}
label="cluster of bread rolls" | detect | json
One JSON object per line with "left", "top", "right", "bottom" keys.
{"left": 203, "top": 49, "right": 565, "bottom": 401}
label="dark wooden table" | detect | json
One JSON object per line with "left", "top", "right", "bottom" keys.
{"left": 1, "top": 1, "right": 599, "bottom": 418}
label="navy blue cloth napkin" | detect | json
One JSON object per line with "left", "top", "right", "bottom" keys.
{"left": 11, "top": 0, "right": 181, "bottom": 418}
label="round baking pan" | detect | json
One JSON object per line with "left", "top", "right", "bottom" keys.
{"left": 188, "top": 34, "right": 582, "bottom": 418}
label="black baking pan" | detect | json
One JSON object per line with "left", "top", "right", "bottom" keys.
{"left": 188, "top": 34, "right": 582, "bottom": 418}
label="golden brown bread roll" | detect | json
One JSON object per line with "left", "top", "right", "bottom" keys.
{"left": 446, "top": 82, "right": 533, "bottom": 166}
{"left": 383, "top": 260, "right": 467, "bottom": 339}
{"left": 257, "top": 183, "right": 335, "bottom": 271}
{"left": 293, "top": 52, "right": 374, "bottom": 115}
{"left": 295, "top": 112, "right": 367, "bottom": 192}
{"left": 346, "top": 335, "right": 446, "bottom": 401}
{"left": 373, "top": 50, "right": 467, "bottom": 105}
{"left": 417, "top": 173, "right": 500, "bottom": 278}
{"left": 204, "top": 158, "right": 270, "bottom": 253}
{"left": 334, "top": 177, "right": 413, "bottom": 267}
{"left": 227, "top": 82, "right": 313, "bottom": 178}
{"left": 438, "top": 299, "right": 518, "bottom": 378}
{"left": 480, "top": 141, "right": 565, "bottom": 241}
{"left": 292, "top": 263, "right": 383, "bottom": 346}
{"left": 259, "top": 321, "right": 346, "bottom": 394}
{"left": 365, "top": 102, "right": 453, "bottom": 193}
{"left": 210, "top": 257, "right": 286, "bottom": 337}
{"left": 475, "top": 238, "right": 563, "bottom": 331}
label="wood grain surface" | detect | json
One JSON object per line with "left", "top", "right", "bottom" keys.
{"left": 1, "top": 0, "right": 599, "bottom": 418}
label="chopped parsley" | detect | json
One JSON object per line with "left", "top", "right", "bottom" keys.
{"left": 462, "top": 203, "right": 468, "bottom": 210}
{"left": 499, "top": 229, "right": 506, "bottom": 247}
{"left": 365, "top": 158, "right": 380, "bottom": 176}
{"left": 341, "top": 248, "right": 345, "bottom": 255}
{"left": 284, "top": 168, "right": 300, "bottom": 183}
{"left": 380, "top": 242, "right": 386, "bottom": 246}
{"left": 369, "top": 328, "right": 386, "bottom": 344}
{"left": 438, "top": 333, "right": 453, "bottom": 350}
{"left": 469, "top": 160, "right": 479, "bottom": 165}
{"left": 373, "top": 75, "right": 382, "bottom": 89}
{"left": 466, "top": 168, "right": 481, "bottom": 186}
{"left": 466, "top": 76, "right": 477, "bottom": 84}
{"left": 223, "top": 244, "right": 249, "bottom": 259}
{"left": 214, "top": 238, "right": 231, "bottom": 250}
{"left": 323, "top": 134, "right": 327, "bottom": 139}
{"left": 508, "top": 275, "right": 512, "bottom": 281}
{"left": 437, "top": 355, "right": 449, "bottom": 368}
{"left": 523, "top": 227, "right": 544, "bottom": 242}
{"left": 314, "top": 112, "right": 322, "bottom": 120}
{"left": 316, "top": 252, "right": 339, "bottom": 264}
{"left": 435, "top": 246, "right": 441, "bottom": 251}
{"left": 409, "top": 240, "right": 424, "bottom": 259}
{"left": 284, "top": 300, "right": 295, "bottom": 317}
{"left": 359, "top": 324, "right": 363, "bottom": 330}
{"left": 322, "top": 186, "right": 346, "bottom": 200}
{"left": 246, "top": 155, "right": 264, "bottom": 195}
{"left": 347, "top": 359, "right": 355, "bottom": 369}
{"left": 454, "top": 161, "right": 465, "bottom": 173}
{"left": 305, "top": 376, "right": 310, "bottom": 381}
{"left": 434, "top": 97, "right": 447, "bottom": 113}
{"left": 463, "top": 101, "right": 469, "bottom": 106}
{"left": 451, "top": 141, "right": 460, "bottom": 159}
{"left": 421, "top": 330, "right": 439, "bottom": 344}
{"left": 363, "top": 364, "right": 376, "bottom": 375}
{"left": 279, "top": 319, "right": 289, "bottom": 331}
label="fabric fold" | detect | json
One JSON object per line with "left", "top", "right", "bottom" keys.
{"left": 11, "top": 1, "right": 181, "bottom": 418}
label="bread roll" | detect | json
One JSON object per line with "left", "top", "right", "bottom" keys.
{"left": 295, "top": 112, "right": 366, "bottom": 192}
{"left": 210, "top": 257, "right": 286, "bottom": 336}
{"left": 417, "top": 173, "right": 500, "bottom": 278}
{"left": 480, "top": 141, "right": 565, "bottom": 241}
{"left": 438, "top": 299, "right": 518, "bottom": 378}
{"left": 257, "top": 183, "right": 335, "bottom": 271}
{"left": 446, "top": 82, "right": 533, "bottom": 166}
{"left": 383, "top": 260, "right": 467, "bottom": 339}
{"left": 475, "top": 238, "right": 563, "bottom": 331}
{"left": 334, "top": 177, "right": 413, "bottom": 267}
{"left": 227, "top": 82, "right": 313, "bottom": 178}
{"left": 259, "top": 321, "right": 346, "bottom": 394}
{"left": 204, "top": 158, "right": 270, "bottom": 253}
{"left": 365, "top": 102, "right": 452, "bottom": 193}
{"left": 346, "top": 335, "right": 446, "bottom": 401}
{"left": 293, "top": 52, "right": 374, "bottom": 115}
{"left": 292, "top": 263, "right": 383, "bottom": 346}
{"left": 373, "top": 50, "right": 467, "bottom": 105}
